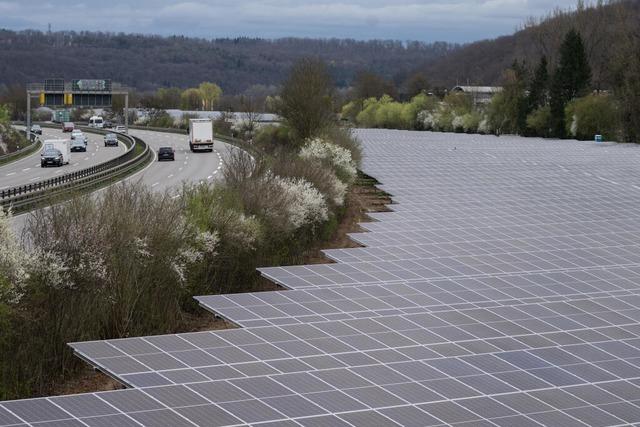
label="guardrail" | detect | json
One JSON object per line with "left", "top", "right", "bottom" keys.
{"left": 0, "top": 132, "right": 42, "bottom": 166}
{"left": 0, "top": 126, "right": 152, "bottom": 213}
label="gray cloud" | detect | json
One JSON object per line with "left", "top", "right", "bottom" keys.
{"left": 0, "top": 0, "right": 574, "bottom": 42}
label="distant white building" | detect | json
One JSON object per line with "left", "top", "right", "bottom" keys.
{"left": 451, "top": 86, "right": 503, "bottom": 106}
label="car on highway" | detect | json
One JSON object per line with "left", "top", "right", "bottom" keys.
{"left": 70, "top": 138, "right": 87, "bottom": 152}
{"left": 114, "top": 125, "right": 127, "bottom": 134}
{"left": 40, "top": 148, "right": 64, "bottom": 167}
{"left": 103, "top": 120, "right": 113, "bottom": 128}
{"left": 104, "top": 133, "right": 118, "bottom": 147}
{"left": 157, "top": 146, "right": 175, "bottom": 161}
{"left": 70, "top": 130, "right": 87, "bottom": 143}
{"left": 62, "top": 122, "right": 75, "bottom": 132}
{"left": 30, "top": 124, "right": 42, "bottom": 135}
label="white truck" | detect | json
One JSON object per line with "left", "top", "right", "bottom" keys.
{"left": 41, "top": 139, "right": 71, "bottom": 167}
{"left": 189, "top": 119, "right": 214, "bottom": 152}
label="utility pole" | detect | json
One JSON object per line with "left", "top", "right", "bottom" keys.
{"left": 125, "top": 93, "right": 129, "bottom": 132}
{"left": 26, "top": 90, "right": 31, "bottom": 140}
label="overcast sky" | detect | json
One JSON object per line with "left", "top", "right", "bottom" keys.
{"left": 0, "top": 1, "right": 575, "bottom": 43}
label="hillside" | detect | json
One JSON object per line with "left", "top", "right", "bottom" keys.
{"left": 0, "top": 31, "right": 457, "bottom": 94}
{"left": 421, "top": 0, "right": 640, "bottom": 89}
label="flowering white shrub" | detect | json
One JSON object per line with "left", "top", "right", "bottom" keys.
{"left": 452, "top": 115, "right": 465, "bottom": 132}
{"left": 0, "top": 209, "right": 29, "bottom": 303}
{"left": 478, "top": 118, "right": 490, "bottom": 134}
{"left": 327, "top": 174, "right": 348, "bottom": 206}
{"left": 300, "top": 138, "right": 357, "bottom": 182}
{"left": 569, "top": 114, "right": 578, "bottom": 137}
{"left": 418, "top": 110, "right": 437, "bottom": 130}
{"left": 275, "top": 176, "right": 328, "bottom": 230}
{"left": 28, "top": 249, "right": 72, "bottom": 290}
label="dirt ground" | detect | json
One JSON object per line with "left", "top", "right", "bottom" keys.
{"left": 54, "top": 176, "right": 392, "bottom": 395}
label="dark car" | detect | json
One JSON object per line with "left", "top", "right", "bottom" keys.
{"left": 103, "top": 120, "right": 113, "bottom": 128}
{"left": 71, "top": 139, "right": 87, "bottom": 152}
{"left": 41, "top": 148, "right": 64, "bottom": 167}
{"left": 158, "top": 146, "right": 175, "bottom": 161}
{"left": 62, "top": 122, "right": 74, "bottom": 132}
{"left": 104, "top": 133, "right": 118, "bottom": 147}
{"left": 30, "top": 124, "right": 42, "bottom": 135}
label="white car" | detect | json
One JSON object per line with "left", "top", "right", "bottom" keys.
{"left": 70, "top": 130, "right": 87, "bottom": 144}
{"left": 114, "top": 125, "right": 127, "bottom": 134}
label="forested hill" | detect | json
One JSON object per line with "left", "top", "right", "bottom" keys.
{"left": 422, "top": 0, "right": 640, "bottom": 90}
{"left": 0, "top": 30, "right": 457, "bottom": 93}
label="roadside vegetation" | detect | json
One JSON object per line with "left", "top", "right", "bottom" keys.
{"left": 0, "top": 58, "right": 362, "bottom": 400}
{"left": 339, "top": 2, "right": 640, "bottom": 143}
{"left": 0, "top": 105, "right": 29, "bottom": 156}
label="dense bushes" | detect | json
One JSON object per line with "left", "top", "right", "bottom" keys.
{"left": 0, "top": 186, "right": 212, "bottom": 398}
{"left": 0, "top": 104, "right": 28, "bottom": 155}
{"left": 344, "top": 93, "right": 437, "bottom": 130}
{"left": 565, "top": 94, "right": 619, "bottom": 140}
{"left": 0, "top": 57, "right": 362, "bottom": 399}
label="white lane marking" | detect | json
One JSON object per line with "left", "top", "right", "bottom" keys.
{"left": 171, "top": 194, "right": 180, "bottom": 199}
{"left": 83, "top": 157, "right": 89, "bottom": 161}
{"left": 55, "top": 170, "right": 63, "bottom": 174}
{"left": 29, "top": 176, "right": 41, "bottom": 182}
{"left": 207, "top": 175, "right": 212, "bottom": 180}
{"left": 179, "top": 168, "right": 183, "bottom": 171}
{"left": 152, "top": 182, "right": 159, "bottom": 187}
{"left": 183, "top": 161, "right": 188, "bottom": 165}
{"left": 73, "top": 163, "right": 79, "bottom": 166}
{"left": 6, "top": 172, "right": 15, "bottom": 176}
{"left": 22, "top": 168, "right": 30, "bottom": 172}
{"left": 168, "top": 174, "right": 174, "bottom": 179}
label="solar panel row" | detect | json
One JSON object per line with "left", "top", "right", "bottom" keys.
{"left": 3, "top": 130, "right": 640, "bottom": 426}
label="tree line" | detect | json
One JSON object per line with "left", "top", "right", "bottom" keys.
{"left": 341, "top": 2, "right": 640, "bottom": 143}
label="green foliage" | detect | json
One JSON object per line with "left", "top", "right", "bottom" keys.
{"left": 527, "top": 56, "right": 549, "bottom": 111}
{"left": 278, "top": 58, "right": 336, "bottom": 142}
{"left": 0, "top": 105, "right": 9, "bottom": 123}
{"left": 565, "top": 94, "right": 619, "bottom": 141}
{"left": 147, "top": 109, "right": 175, "bottom": 128}
{"left": 198, "top": 82, "right": 223, "bottom": 110}
{"left": 181, "top": 88, "right": 203, "bottom": 110}
{"left": 550, "top": 29, "right": 592, "bottom": 138}
{"left": 352, "top": 93, "right": 437, "bottom": 130}
{"left": 442, "top": 92, "right": 473, "bottom": 115}
{"left": 461, "top": 111, "right": 482, "bottom": 133}
{"left": 526, "top": 106, "right": 552, "bottom": 137}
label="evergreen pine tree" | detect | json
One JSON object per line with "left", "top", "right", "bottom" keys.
{"left": 527, "top": 56, "right": 549, "bottom": 111}
{"left": 549, "top": 29, "right": 592, "bottom": 138}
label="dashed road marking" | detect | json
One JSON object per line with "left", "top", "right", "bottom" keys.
{"left": 151, "top": 182, "right": 159, "bottom": 187}
{"left": 168, "top": 174, "right": 174, "bottom": 179}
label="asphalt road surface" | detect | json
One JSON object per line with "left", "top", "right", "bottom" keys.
{"left": 0, "top": 127, "right": 126, "bottom": 191}
{"left": 124, "top": 129, "right": 230, "bottom": 195}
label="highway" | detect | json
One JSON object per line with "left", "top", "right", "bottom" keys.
{"left": 0, "top": 127, "right": 126, "bottom": 191}
{"left": 124, "top": 129, "right": 228, "bottom": 195}
{"left": 6, "top": 127, "right": 233, "bottom": 231}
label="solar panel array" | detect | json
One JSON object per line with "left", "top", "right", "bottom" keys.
{"left": 4, "top": 130, "right": 640, "bottom": 426}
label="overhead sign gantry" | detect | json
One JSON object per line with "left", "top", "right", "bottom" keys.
{"left": 26, "top": 79, "right": 131, "bottom": 136}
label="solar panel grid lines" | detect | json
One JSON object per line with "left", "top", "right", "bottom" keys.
{"left": 5, "top": 129, "right": 640, "bottom": 426}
